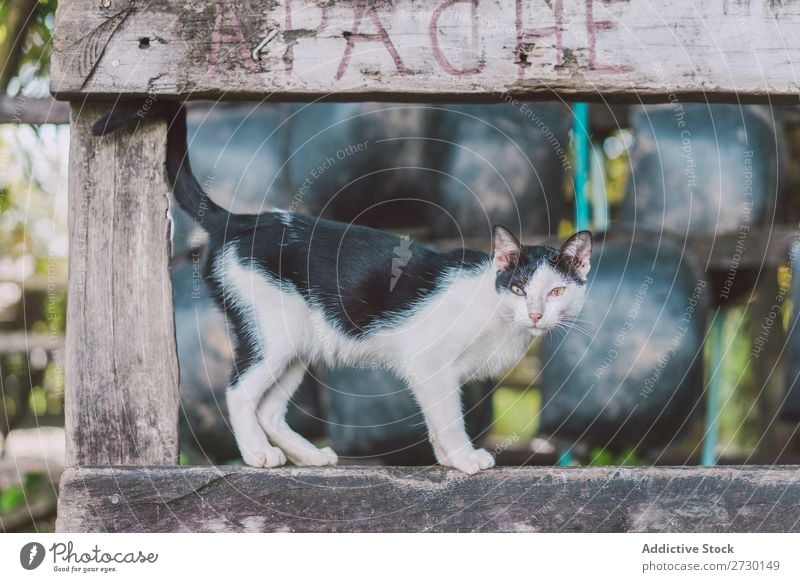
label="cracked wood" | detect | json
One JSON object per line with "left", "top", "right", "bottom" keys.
{"left": 51, "top": 0, "right": 800, "bottom": 102}
{"left": 57, "top": 465, "right": 800, "bottom": 532}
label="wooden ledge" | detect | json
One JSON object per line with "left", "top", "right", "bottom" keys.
{"left": 51, "top": 0, "right": 800, "bottom": 103}
{"left": 57, "top": 465, "right": 800, "bottom": 533}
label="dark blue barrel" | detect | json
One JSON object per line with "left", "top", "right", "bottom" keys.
{"left": 287, "top": 103, "right": 569, "bottom": 237}
{"left": 538, "top": 237, "right": 709, "bottom": 449}
{"left": 620, "top": 104, "right": 781, "bottom": 304}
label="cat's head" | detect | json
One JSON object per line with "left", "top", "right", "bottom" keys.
{"left": 492, "top": 226, "right": 592, "bottom": 336}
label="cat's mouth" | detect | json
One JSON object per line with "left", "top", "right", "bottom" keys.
{"left": 527, "top": 323, "right": 552, "bottom": 336}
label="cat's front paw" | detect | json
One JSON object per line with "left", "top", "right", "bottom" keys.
{"left": 242, "top": 445, "right": 287, "bottom": 468}
{"left": 290, "top": 446, "right": 339, "bottom": 467}
{"left": 442, "top": 448, "right": 495, "bottom": 475}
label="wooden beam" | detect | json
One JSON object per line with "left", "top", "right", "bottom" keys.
{"left": 65, "top": 103, "right": 179, "bottom": 466}
{"left": 51, "top": 1, "right": 800, "bottom": 103}
{"left": 0, "top": 96, "right": 70, "bottom": 125}
{"left": 0, "top": 332, "right": 64, "bottom": 354}
{"left": 57, "top": 465, "right": 800, "bottom": 532}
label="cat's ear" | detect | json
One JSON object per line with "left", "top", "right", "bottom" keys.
{"left": 559, "top": 230, "right": 593, "bottom": 281}
{"left": 493, "top": 225, "right": 522, "bottom": 272}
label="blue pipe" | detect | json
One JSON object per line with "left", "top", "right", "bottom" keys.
{"left": 557, "top": 103, "right": 592, "bottom": 468}
{"left": 572, "top": 102, "right": 591, "bottom": 231}
{"left": 701, "top": 313, "right": 724, "bottom": 466}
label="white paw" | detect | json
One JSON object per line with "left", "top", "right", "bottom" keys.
{"left": 290, "top": 446, "right": 339, "bottom": 467}
{"left": 442, "top": 448, "right": 495, "bottom": 475}
{"left": 242, "top": 445, "right": 287, "bottom": 468}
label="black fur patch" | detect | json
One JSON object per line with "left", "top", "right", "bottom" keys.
{"left": 494, "top": 245, "right": 582, "bottom": 293}
{"left": 209, "top": 212, "right": 490, "bottom": 339}
{"left": 547, "top": 250, "right": 588, "bottom": 286}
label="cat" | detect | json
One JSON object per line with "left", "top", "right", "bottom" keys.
{"left": 92, "top": 103, "right": 592, "bottom": 474}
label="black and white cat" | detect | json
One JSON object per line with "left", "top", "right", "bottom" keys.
{"left": 93, "top": 104, "right": 592, "bottom": 474}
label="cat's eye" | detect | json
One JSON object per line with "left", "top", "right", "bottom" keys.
{"left": 510, "top": 285, "right": 526, "bottom": 296}
{"left": 550, "top": 286, "right": 566, "bottom": 297}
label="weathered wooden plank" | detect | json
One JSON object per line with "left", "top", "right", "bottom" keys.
{"left": 0, "top": 96, "right": 70, "bottom": 124}
{"left": 57, "top": 465, "right": 800, "bottom": 532}
{"left": 0, "top": 332, "right": 64, "bottom": 354}
{"left": 50, "top": 0, "right": 800, "bottom": 103}
{"left": 65, "top": 103, "right": 179, "bottom": 465}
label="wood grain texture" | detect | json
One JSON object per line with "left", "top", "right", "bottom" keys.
{"left": 0, "top": 96, "right": 70, "bottom": 124}
{"left": 50, "top": 0, "right": 800, "bottom": 102}
{"left": 65, "top": 103, "right": 179, "bottom": 466}
{"left": 57, "top": 465, "right": 800, "bottom": 532}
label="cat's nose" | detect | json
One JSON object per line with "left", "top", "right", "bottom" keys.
{"left": 529, "top": 312, "right": 543, "bottom": 324}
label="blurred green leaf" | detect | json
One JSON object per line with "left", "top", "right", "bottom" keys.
{"left": 589, "top": 447, "right": 615, "bottom": 466}
{"left": 492, "top": 387, "right": 540, "bottom": 440}
{"left": 0, "top": 484, "right": 25, "bottom": 513}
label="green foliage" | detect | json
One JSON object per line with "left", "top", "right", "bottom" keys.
{"left": 589, "top": 447, "right": 615, "bottom": 466}
{"left": 492, "top": 387, "right": 540, "bottom": 441}
{"left": 589, "top": 446, "right": 646, "bottom": 466}
{"left": 29, "top": 385, "right": 47, "bottom": 415}
{"left": 0, "top": 474, "right": 41, "bottom": 514}
{"left": 0, "top": 0, "right": 57, "bottom": 94}
{"left": 0, "top": 4, "right": 67, "bottom": 430}
{"left": 0, "top": 485, "right": 25, "bottom": 513}
{"left": 0, "top": 483, "right": 25, "bottom": 513}
{"left": 712, "top": 306, "right": 761, "bottom": 455}
{"left": 603, "top": 142, "right": 630, "bottom": 208}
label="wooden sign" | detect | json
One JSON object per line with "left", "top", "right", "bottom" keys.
{"left": 51, "top": 0, "right": 800, "bottom": 102}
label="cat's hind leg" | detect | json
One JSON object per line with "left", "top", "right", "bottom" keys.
{"left": 257, "top": 360, "right": 338, "bottom": 467}
{"left": 227, "top": 358, "right": 288, "bottom": 468}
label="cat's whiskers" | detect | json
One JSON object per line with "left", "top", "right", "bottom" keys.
{"left": 553, "top": 319, "right": 594, "bottom": 339}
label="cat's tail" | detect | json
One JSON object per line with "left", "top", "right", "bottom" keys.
{"left": 90, "top": 102, "right": 231, "bottom": 232}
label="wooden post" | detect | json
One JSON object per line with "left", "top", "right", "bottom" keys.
{"left": 65, "top": 102, "right": 179, "bottom": 466}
